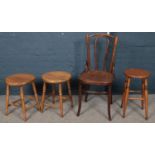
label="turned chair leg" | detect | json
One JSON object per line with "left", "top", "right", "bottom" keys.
{"left": 77, "top": 81, "right": 82, "bottom": 116}
{"left": 123, "top": 78, "right": 130, "bottom": 118}
{"left": 20, "top": 87, "right": 27, "bottom": 121}
{"left": 58, "top": 83, "right": 63, "bottom": 117}
{"left": 5, "top": 84, "right": 10, "bottom": 115}
{"left": 32, "top": 82, "right": 40, "bottom": 110}
{"left": 67, "top": 80, "right": 73, "bottom": 108}
{"left": 144, "top": 79, "right": 148, "bottom": 120}
{"left": 108, "top": 86, "right": 112, "bottom": 121}
{"left": 52, "top": 84, "right": 56, "bottom": 105}
{"left": 41, "top": 82, "right": 46, "bottom": 112}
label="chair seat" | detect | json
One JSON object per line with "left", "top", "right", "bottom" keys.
{"left": 79, "top": 71, "right": 113, "bottom": 85}
{"left": 42, "top": 71, "right": 71, "bottom": 84}
{"left": 6, "top": 74, "right": 35, "bottom": 86}
{"left": 124, "top": 69, "right": 150, "bottom": 79}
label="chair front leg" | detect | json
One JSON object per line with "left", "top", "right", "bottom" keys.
{"left": 108, "top": 85, "right": 112, "bottom": 121}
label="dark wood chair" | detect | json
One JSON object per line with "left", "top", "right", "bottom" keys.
{"left": 77, "top": 33, "right": 118, "bottom": 121}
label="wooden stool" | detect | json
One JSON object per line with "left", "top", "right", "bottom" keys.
{"left": 5, "top": 73, "right": 40, "bottom": 121}
{"left": 122, "top": 69, "right": 150, "bottom": 120}
{"left": 41, "top": 71, "right": 73, "bottom": 117}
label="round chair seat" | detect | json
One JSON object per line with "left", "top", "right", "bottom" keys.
{"left": 42, "top": 71, "right": 71, "bottom": 84}
{"left": 79, "top": 71, "right": 113, "bottom": 85}
{"left": 6, "top": 73, "right": 35, "bottom": 86}
{"left": 124, "top": 69, "right": 150, "bottom": 79}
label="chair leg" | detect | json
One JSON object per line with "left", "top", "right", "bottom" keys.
{"left": 52, "top": 84, "right": 55, "bottom": 105}
{"left": 20, "top": 87, "right": 27, "bottom": 121}
{"left": 58, "top": 83, "right": 63, "bottom": 117}
{"left": 84, "top": 85, "right": 89, "bottom": 102}
{"left": 144, "top": 79, "right": 149, "bottom": 120}
{"left": 67, "top": 80, "right": 73, "bottom": 108}
{"left": 41, "top": 82, "right": 46, "bottom": 112}
{"left": 5, "top": 84, "right": 10, "bottom": 115}
{"left": 123, "top": 78, "right": 130, "bottom": 118}
{"left": 77, "top": 81, "right": 82, "bottom": 116}
{"left": 108, "top": 85, "right": 112, "bottom": 121}
{"left": 32, "top": 82, "right": 40, "bottom": 110}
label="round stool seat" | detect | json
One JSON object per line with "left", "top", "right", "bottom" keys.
{"left": 6, "top": 73, "right": 35, "bottom": 86}
{"left": 124, "top": 69, "right": 150, "bottom": 79}
{"left": 42, "top": 71, "right": 71, "bottom": 84}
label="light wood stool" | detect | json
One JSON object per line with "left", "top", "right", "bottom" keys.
{"left": 41, "top": 71, "right": 73, "bottom": 117}
{"left": 5, "top": 73, "right": 40, "bottom": 121}
{"left": 122, "top": 69, "right": 150, "bottom": 120}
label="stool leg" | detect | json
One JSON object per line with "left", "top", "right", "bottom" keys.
{"left": 108, "top": 85, "right": 112, "bottom": 121}
{"left": 52, "top": 84, "right": 55, "bottom": 105}
{"left": 5, "top": 84, "right": 10, "bottom": 115}
{"left": 41, "top": 82, "right": 46, "bottom": 112}
{"left": 141, "top": 80, "right": 145, "bottom": 110}
{"left": 121, "top": 78, "right": 127, "bottom": 108}
{"left": 67, "top": 80, "right": 73, "bottom": 108}
{"left": 123, "top": 78, "right": 130, "bottom": 118}
{"left": 20, "top": 87, "right": 27, "bottom": 121}
{"left": 144, "top": 79, "right": 149, "bottom": 120}
{"left": 58, "top": 83, "right": 63, "bottom": 117}
{"left": 32, "top": 82, "right": 40, "bottom": 110}
{"left": 77, "top": 81, "right": 82, "bottom": 116}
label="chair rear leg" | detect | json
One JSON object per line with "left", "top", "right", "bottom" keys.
{"left": 77, "top": 81, "right": 83, "bottom": 116}
{"left": 84, "top": 85, "right": 89, "bottom": 102}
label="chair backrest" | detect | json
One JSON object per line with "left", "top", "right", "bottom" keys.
{"left": 85, "top": 33, "right": 118, "bottom": 74}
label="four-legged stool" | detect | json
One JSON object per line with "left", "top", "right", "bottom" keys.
{"left": 122, "top": 69, "right": 150, "bottom": 120}
{"left": 41, "top": 71, "right": 73, "bottom": 117}
{"left": 5, "top": 74, "right": 40, "bottom": 121}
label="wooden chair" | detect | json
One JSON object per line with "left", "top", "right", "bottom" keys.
{"left": 5, "top": 73, "right": 40, "bottom": 121}
{"left": 122, "top": 68, "right": 151, "bottom": 120}
{"left": 77, "top": 33, "right": 118, "bottom": 121}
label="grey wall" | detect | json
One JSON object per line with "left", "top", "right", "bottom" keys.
{"left": 0, "top": 32, "right": 155, "bottom": 95}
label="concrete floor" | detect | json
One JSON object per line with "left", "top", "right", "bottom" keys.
{"left": 0, "top": 95, "right": 155, "bottom": 123}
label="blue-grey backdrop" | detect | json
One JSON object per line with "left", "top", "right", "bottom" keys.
{"left": 0, "top": 32, "right": 155, "bottom": 95}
